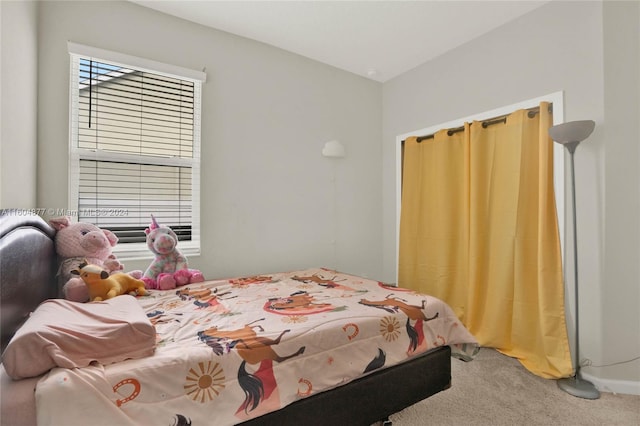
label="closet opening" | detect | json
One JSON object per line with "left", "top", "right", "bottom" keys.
{"left": 394, "top": 91, "right": 565, "bottom": 281}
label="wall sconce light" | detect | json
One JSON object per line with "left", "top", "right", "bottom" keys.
{"left": 322, "top": 140, "right": 346, "bottom": 158}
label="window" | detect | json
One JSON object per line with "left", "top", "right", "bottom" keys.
{"left": 68, "top": 43, "right": 205, "bottom": 258}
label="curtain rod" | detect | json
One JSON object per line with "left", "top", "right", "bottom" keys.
{"left": 403, "top": 104, "right": 553, "bottom": 144}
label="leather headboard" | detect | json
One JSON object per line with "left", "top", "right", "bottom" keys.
{"left": 0, "top": 212, "right": 57, "bottom": 351}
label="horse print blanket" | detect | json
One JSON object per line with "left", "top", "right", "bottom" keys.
{"left": 35, "top": 268, "right": 479, "bottom": 426}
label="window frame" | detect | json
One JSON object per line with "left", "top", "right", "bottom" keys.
{"left": 67, "top": 42, "right": 205, "bottom": 260}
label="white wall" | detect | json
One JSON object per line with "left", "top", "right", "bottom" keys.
{"left": 600, "top": 0, "right": 640, "bottom": 390}
{"left": 36, "top": 1, "right": 383, "bottom": 280}
{"left": 382, "top": 0, "right": 639, "bottom": 391}
{"left": 0, "top": 0, "right": 38, "bottom": 208}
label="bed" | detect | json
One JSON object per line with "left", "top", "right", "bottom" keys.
{"left": 0, "top": 212, "right": 478, "bottom": 426}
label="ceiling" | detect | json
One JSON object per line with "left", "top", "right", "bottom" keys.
{"left": 131, "top": 1, "right": 550, "bottom": 82}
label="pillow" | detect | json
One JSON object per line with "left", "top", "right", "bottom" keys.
{"left": 1, "top": 295, "right": 155, "bottom": 380}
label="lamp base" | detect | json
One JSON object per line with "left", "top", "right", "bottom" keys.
{"left": 557, "top": 376, "right": 600, "bottom": 399}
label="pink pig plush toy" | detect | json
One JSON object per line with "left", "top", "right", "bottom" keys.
{"left": 50, "top": 216, "right": 130, "bottom": 302}
{"left": 141, "top": 215, "right": 204, "bottom": 290}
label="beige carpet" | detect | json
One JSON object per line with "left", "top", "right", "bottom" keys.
{"left": 390, "top": 348, "right": 640, "bottom": 426}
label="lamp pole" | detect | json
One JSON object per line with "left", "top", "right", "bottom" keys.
{"left": 567, "top": 142, "right": 580, "bottom": 379}
{"left": 550, "top": 121, "right": 600, "bottom": 400}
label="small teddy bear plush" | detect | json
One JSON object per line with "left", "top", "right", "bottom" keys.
{"left": 71, "top": 260, "right": 148, "bottom": 302}
{"left": 142, "top": 215, "right": 204, "bottom": 290}
{"left": 50, "top": 216, "right": 129, "bottom": 302}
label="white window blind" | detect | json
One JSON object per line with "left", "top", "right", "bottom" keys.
{"left": 68, "top": 43, "right": 204, "bottom": 258}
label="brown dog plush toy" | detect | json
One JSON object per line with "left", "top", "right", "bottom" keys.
{"left": 71, "top": 260, "right": 148, "bottom": 302}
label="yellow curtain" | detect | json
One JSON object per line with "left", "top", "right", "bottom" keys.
{"left": 398, "top": 125, "right": 470, "bottom": 321}
{"left": 398, "top": 102, "right": 572, "bottom": 378}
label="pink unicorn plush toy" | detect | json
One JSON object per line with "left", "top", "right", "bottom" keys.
{"left": 142, "top": 215, "right": 204, "bottom": 290}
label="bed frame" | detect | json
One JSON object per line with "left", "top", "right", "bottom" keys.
{"left": 0, "top": 212, "right": 452, "bottom": 426}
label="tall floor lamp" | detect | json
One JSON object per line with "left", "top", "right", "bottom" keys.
{"left": 548, "top": 120, "right": 600, "bottom": 400}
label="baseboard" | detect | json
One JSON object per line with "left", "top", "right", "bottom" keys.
{"left": 581, "top": 372, "right": 640, "bottom": 396}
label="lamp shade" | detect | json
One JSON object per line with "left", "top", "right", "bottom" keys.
{"left": 548, "top": 120, "right": 595, "bottom": 144}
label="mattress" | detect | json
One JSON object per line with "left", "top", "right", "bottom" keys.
{"left": 35, "top": 268, "right": 478, "bottom": 425}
